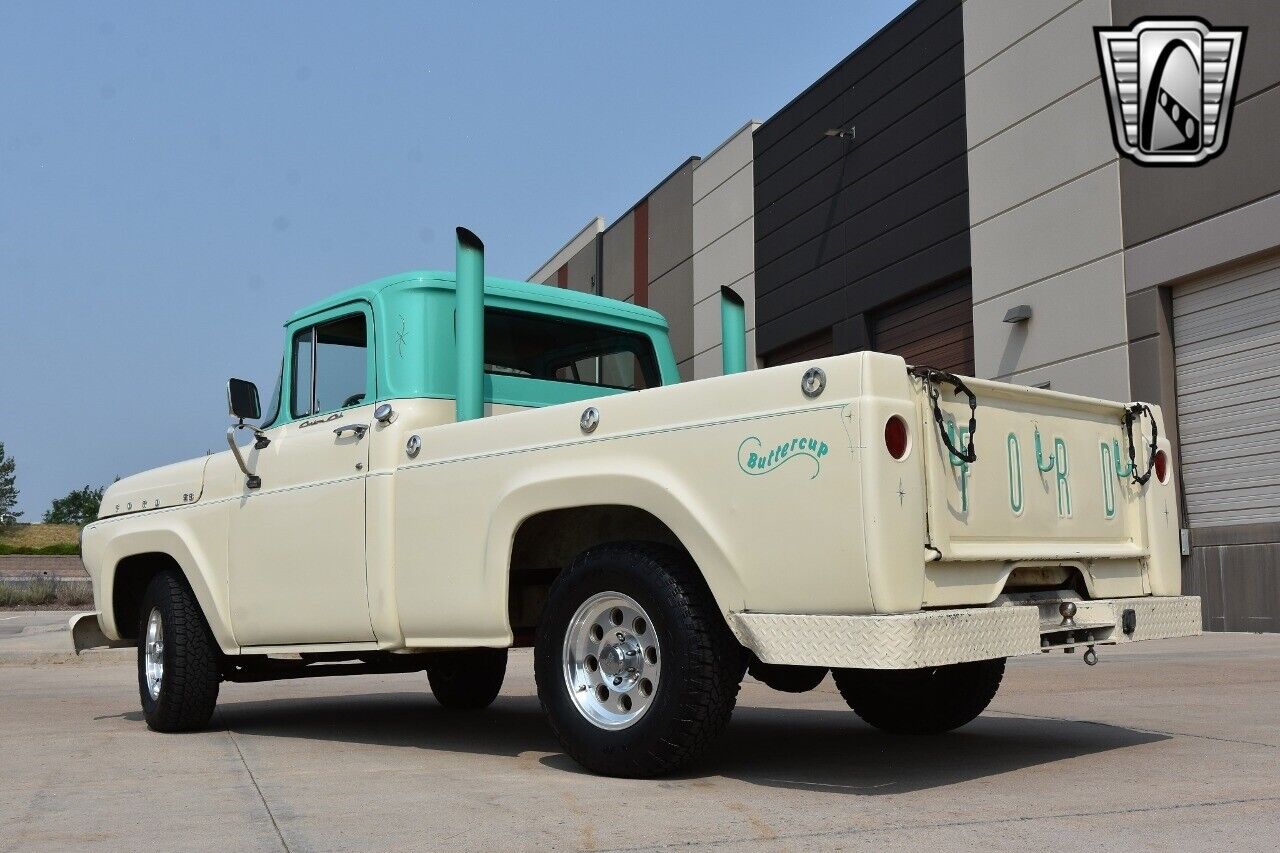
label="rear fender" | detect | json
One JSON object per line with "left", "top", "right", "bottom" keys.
{"left": 487, "top": 468, "right": 748, "bottom": 619}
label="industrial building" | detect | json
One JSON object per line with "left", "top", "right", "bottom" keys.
{"left": 532, "top": 0, "right": 1280, "bottom": 632}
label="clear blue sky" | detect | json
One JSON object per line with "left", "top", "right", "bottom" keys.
{"left": 0, "top": 1, "right": 910, "bottom": 517}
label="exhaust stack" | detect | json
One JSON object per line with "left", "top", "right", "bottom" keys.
{"left": 720, "top": 286, "right": 747, "bottom": 375}
{"left": 455, "top": 227, "right": 485, "bottom": 422}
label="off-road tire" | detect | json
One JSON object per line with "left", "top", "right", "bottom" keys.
{"left": 138, "top": 571, "right": 221, "bottom": 732}
{"left": 534, "top": 542, "right": 745, "bottom": 778}
{"left": 747, "top": 656, "right": 829, "bottom": 693}
{"left": 832, "top": 658, "right": 1006, "bottom": 734}
{"left": 426, "top": 648, "right": 508, "bottom": 710}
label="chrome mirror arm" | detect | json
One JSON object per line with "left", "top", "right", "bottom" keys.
{"left": 226, "top": 422, "right": 264, "bottom": 489}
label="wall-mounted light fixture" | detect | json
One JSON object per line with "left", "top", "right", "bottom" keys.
{"left": 1003, "top": 304, "right": 1033, "bottom": 324}
{"left": 824, "top": 125, "right": 856, "bottom": 141}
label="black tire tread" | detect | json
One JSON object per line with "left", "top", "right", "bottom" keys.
{"left": 139, "top": 571, "right": 221, "bottom": 732}
{"left": 832, "top": 658, "right": 1005, "bottom": 735}
{"left": 536, "top": 542, "right": 744, "bottom": 778}
{"left": 746, "top": 656, "right": 829, "bottom": 693}
{"left": 426, "top": 648, "right": 508, "bottom": 710}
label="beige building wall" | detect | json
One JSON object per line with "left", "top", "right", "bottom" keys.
{"left": 648, "top": 159, "right": 699, "bottom": 380}
{"left": 963, "top": 0, "right": 1131, "bottom": 401}
{"left": 691, "top": 121, "right": 761, "bottom": 379}
{"left": 530, "top": 217, "right": 604, "bottom": 293}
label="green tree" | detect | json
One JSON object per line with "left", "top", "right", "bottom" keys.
{"left": 0, "top": 442, "right": 20, "bottom": 524}
{"left": 43, "top": 485, "right": 105, "bottom": 526}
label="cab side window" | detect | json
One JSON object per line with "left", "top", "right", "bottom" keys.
{"left": 291, "top": 314, "right": 368, "bottom": 418}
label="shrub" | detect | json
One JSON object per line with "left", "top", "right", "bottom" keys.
{"left": 0, "top": 579, "right": 92, "bottom": 607}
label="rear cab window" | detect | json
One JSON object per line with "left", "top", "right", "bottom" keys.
{"left": 484, "top": 309, "right": 659, "bottom": 392}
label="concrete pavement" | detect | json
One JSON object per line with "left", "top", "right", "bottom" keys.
{"left": 0, "top": 618, "right": 1277, "bottom": 851}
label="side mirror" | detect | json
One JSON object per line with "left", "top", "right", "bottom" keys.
{"left": 225, "top": 378, "right": 267, "bottom": 489}
{"left": 227, "top": 378, "right": 261, "bottom": 422}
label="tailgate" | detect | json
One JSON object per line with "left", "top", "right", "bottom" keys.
{"left": 915, "top": 375, "right": 1159, "bottom": 563}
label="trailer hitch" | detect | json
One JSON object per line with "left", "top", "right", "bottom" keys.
{"left": 910, "top": 366, "right": 978, "bottom": 464}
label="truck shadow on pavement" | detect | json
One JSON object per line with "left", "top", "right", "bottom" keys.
{"left": 687, "top": 704, "right": 1168, "bottom": 795}
{"left": 151, "top": 689, "right": 1166, "bottom": 795}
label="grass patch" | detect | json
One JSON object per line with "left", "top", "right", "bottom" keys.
{"left": 0, "top": 523, "right": 81, "bottom": 555}
{"left": 0, "top": 542, "right": 80, "bottom": 556}
{"left": 0, "top": 578, "right": 94, "bottom": 608}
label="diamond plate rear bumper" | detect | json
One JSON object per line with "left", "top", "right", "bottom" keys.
{"left": 728, "top": 595, "right": 1201, "bottom": 670}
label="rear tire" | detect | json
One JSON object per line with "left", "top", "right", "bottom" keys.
{"left": 747, "top": 656, "right": 828, "bottom": 693}
{"left": 137, "top": 571, "right": 221, "bottom": 732}
{"left": 832, "top": 658, "right": 1005, "bottom": 734}
{"left": 535, "top": 542, "right": 744, "bottom": 778}
{"left": 426, "top": 648, "right": 507, "bottom": 710}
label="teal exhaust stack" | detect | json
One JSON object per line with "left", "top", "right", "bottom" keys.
{"left": 455, "top": 227, "right": 485, "bottom": 422}
{"left": 720, "top": 286, "right": 747, "bottom": 375}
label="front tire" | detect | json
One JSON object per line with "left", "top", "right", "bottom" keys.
{"left": 137, "top": 571, "right": 221, "bottom": 732}
{"left": 535, "top": 543, "right": 744, "bottom": 778}
{"left": 426, "top": 648, "right": 508, "bottom": 710}
{"left": 832, "top": 658, "right": 1005, "bottom": 734}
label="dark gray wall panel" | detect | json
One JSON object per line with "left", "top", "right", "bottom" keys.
{"left": 754, "top": 14, "right": 965, "bottom": 200}
{"left": 756, "top": 154, "right": 968, "bottom": 294}
{"left": 758, "top": 231, "right": 969, "bottom": 354}
{"left": 758, "top": 193, "right": 969, "bottom": 322}
{"left": 754, "top": 0, "right": 969, "bottom": 358}
{"left": 754, "top": 0, "right": 956, "bottom": 160}
{"left": 755, "top": 106, "right": 967, "bottom": 249}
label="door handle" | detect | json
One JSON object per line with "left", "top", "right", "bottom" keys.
{"left": 333, "top": 424, "right": 368, "bottom": 439}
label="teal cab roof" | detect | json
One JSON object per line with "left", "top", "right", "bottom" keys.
{"left": 274, "top": 271, "right": 679, "bottom": 420}
{"left": 287, "top": 270, "right": 670, "bottom": 331}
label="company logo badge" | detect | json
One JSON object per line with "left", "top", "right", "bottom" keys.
{"left": 1095, "top": 18, "right": 1246, "bottom": 166}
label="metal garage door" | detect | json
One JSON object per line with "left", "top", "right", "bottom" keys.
{"left": 872, "top": 279, "right": 975, "bottom": 376}
{"left": 761, "top": 329, "right": 834, "bottom": 367}
{"left": 1173, "top": 261, "right": 1280, "bottom": 527}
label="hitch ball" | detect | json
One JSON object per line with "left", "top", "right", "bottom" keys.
{"left": 1059, "top": 601, "right": 1078, "bottom": 627}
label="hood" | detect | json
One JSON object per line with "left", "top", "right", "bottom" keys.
{"left": 99, "top": 456, "right": 211, "bottom": 519}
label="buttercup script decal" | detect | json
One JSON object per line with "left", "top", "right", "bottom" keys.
{"left": 738, "top": 435, "right": 829, "bottom": 479}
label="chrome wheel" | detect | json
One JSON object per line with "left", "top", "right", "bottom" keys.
{"left": 144, "top": 607, "right": 164, "bottom": 701}
{"left": 562, "top": 591, "right": 661, "bottom": 730}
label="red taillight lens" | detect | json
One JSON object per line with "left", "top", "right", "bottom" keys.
{"left": 1154, "top": 449, "right": 1169, "bottom": 483}
{"left": 885, "top": 415, "right": 909, "bottom": 460}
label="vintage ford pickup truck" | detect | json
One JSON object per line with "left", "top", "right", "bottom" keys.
{"left": 76, "top": 228, "right": 1200, "bottom": 777}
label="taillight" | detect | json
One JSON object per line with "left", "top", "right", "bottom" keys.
{"left": 885, "top": 415, "right": 909, "bottom": 460}
{"left": 1154, "top": 449, "right": 1169, "bottom": 484}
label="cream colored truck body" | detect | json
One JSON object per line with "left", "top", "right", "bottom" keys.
{"left": 78, "top": 347, "right": 1199, "bottom": 666}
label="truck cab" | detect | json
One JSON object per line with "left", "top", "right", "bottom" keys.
{"left": 222, "top": 267, "right": 678, "bottom": 649}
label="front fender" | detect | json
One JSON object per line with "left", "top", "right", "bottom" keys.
{"left": 89, "top": 519, "right": 237, "bottom": 654}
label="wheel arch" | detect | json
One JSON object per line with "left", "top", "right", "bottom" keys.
{"left": 491, "top": 471, "right": 747, "bottom": 641}
{"left": 98, "top": 527, "right": 237, "bottom": 653}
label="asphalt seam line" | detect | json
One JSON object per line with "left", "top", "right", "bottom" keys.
{"left": 217, "top": 709, "right": 290, "bottom": 853}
